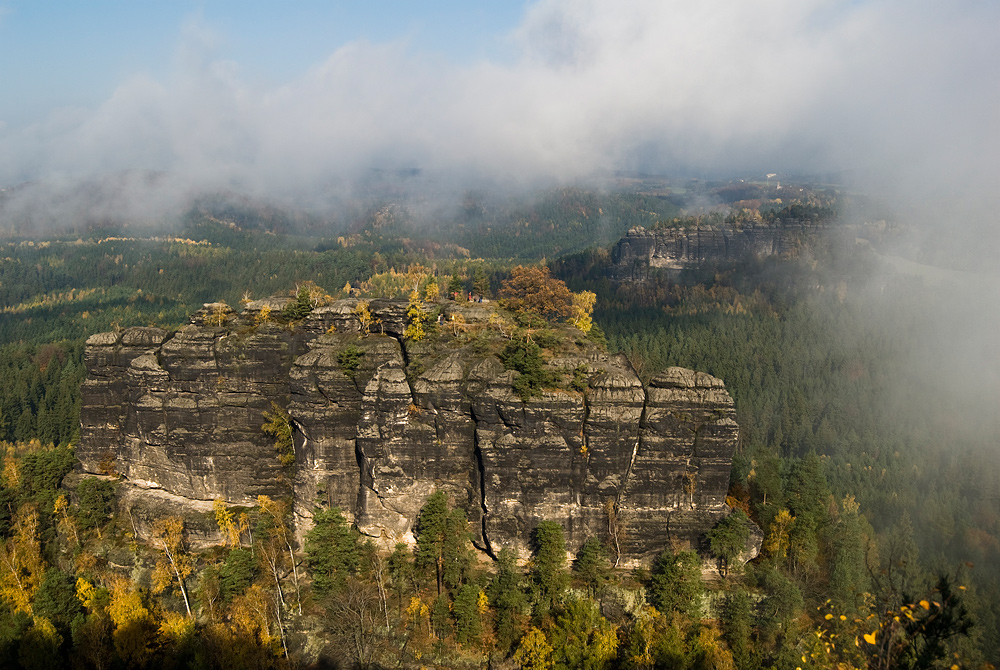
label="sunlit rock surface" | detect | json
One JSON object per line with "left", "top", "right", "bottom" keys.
{"left": 80, "top": 298, "right": 747, "bottom": 561}
{"left": 610, "top": 220, "right": 827, "bottom": 280}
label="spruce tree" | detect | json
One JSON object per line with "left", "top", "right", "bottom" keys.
{"left": 442, "top": 509, "right": 474, "bottom": 591}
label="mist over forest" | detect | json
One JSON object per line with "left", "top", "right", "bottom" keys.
{"left": 0, "top": 0, "right": 997, "bottom": 667}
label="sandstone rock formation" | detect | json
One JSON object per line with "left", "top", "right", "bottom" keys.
{"left": 79, "top": 298, "right": 747, "bottom": 562}
{"left": 610, "top": 219, "right": 827, "bottom": 280}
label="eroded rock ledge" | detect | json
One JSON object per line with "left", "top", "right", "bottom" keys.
{"left": 80, "top": 298, "right": 743, "bottom": 562}
{"left": 609, "top": 220, "right": 827, "bottom": 280}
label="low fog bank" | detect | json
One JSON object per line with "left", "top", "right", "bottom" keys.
{"left": 0, "top": 0, "right": 997, "bottom": 244}
{"left": 0, "top": 2, "right": 996, "bottom": 456}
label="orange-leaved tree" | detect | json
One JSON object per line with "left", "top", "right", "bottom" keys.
{"left": 499, "top": 266, "right": 573, "bottom": 319}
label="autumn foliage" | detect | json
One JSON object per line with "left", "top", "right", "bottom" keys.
{"left": 499, "top": 266, "right": 574, "bottom": 319}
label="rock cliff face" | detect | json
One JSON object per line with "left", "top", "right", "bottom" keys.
{"left": 79, "top": 298, "right": 745, "bottom": 562}
{"left": 610, "top": 219, "right": 826, "bottom": 280}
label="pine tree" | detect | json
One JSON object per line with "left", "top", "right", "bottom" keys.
{"left": 648, "top": 550, "right": 704, "bottom": 619}
{"left": 828, "top": 496, "right": 870, "bottom": 612}
{"left": 431, "top": 593, "right": 452, "bottom": 640}
{"left": 549, "top": 598, "right": 619, "bottom": 670}
{"left": 448, "top": 273, "right": 465, "bottom": 299}
{"left": 305, "top": 507, "right": 362, "bottom": 596}
{"left": 706, "top": 509, "right": 751, "bottom": 577}
{"left": 529, "top": 521, "right": 569, "bottom": 619}
{"left": 721, "top": 587, "right": 757, "bottom": 670}
{"left": 387, "top": 542, "right": 414, "bottom": 614}
{"left": 32, "top": 568, "right": 82, "bottom": 636}
{"left": 572, "top": 537, "right": 611, "bottom": 597}
{"left": 415, "top": 491, "right": 450, "bottom": 593}
{"left": 473, "top": 267, "right": 490, "bottom": 298}
{"left": 452, "top": 583, "right": 482, "bottom": 646}
{"left": 488, "top": 547, "right": 527, "bottom": 654}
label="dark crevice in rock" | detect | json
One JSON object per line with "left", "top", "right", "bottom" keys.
{"left": 355, "top": 441, "right": 370, "bottom": 521}
{"left": 472, "top": 428, "right": 493, "bottom": 558}
{"left": 393, "top": 335, "right": 420, "bottom": 407}
{"left": 80, "top": 300, "right": 752, "bottom": 563}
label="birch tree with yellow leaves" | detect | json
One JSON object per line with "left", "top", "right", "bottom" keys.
{"left": 151, "top": 516, "right": 193, "bottom": 618}
{"left": 0, "top": 505, "right": 45, "bottom": 613}
{"left": 257, "top": 495, "right": 302, "bottom": 616}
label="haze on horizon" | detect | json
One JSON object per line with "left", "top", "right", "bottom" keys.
{"left": 0, "top": 0, "right": 996, "bottom": 217}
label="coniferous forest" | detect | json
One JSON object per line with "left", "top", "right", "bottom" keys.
{"left": 0, "top": 183, "right": 997, "bottom": 669}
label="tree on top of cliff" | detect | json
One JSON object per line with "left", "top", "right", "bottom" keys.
{"left": 569, "top": 290, "right": 596, "bottom": 334}
{"left": 403, "top": 289, "right": 427, "bottom": 341}
{"left": 499, "top": 266, "right": 573, "bottom": 319}
{"left": 282, "top": 281, "right": 333, "bottom": 321}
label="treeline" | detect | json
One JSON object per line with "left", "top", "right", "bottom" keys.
{"left": 0, "top": 189, "right": 996, "bottom": 664}
{"left": 442, "top": 188, "right": 681, "bottom": 259}
{"left": 0, "top": 343, "right": 82, "bottom": 446}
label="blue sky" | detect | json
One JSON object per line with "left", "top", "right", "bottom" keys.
{"left": 0, "top": 2, "right": 526, "bottom": 125}
{"left": 0, "top": 0, "right": 997, "bottom": 204}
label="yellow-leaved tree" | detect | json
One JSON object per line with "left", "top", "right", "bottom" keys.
{"left": 354, "top": 301, "right": 374, "bottom": 335}
{"left": 424, "top": 280, "right": 440, "bottom": 302}
{"left": 214, "top": 498, "right": 241, "bottom": 548}
{"left": 108, "top": 575, "right": 158, "bottom": 667}
{"left": 765, "top": 508, "right": 795, "bottom": 560}
{"left": 513, "top": 626, "right": 553, "bottom": 670}
{"left": 54, "top": 493, "right": 80, "bottom": 547}
{"left": 230, "top": 583, "right": 279, "bottom": 654}
{"left": 151, "top": 516, "right": 194, "bottom": 618}
{"left": 257, "top": 495, "right": 301, "bottom": 617}
{"left": 404, "top": 289, "right": 427, "bottom": 341}
{"left": 569, "top": 291, "right": 597, "bottom": 333}
{"left": 0, "top": 505, "right": 45, "bottom": 613}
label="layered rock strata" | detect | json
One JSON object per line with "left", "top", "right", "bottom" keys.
{"left": 80, "top": 298, "right": 743, "bottom": 562}
{"left": 610, "top": 220, "right": 826, "bottom": 280}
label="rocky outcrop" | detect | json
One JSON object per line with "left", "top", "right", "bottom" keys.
{"left": 610, "top": 220, "right": 826, "bottom": 280}
{"left": 79, "top": 298, "right": 746, "bottom": 563}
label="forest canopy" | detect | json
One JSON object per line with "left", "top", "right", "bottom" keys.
{"left": 0, "top": 183, "right": 995, "bottom": 667}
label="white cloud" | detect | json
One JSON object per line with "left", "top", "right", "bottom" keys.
{"left": 0, "top": 0, "right": 997, "bottom": 210}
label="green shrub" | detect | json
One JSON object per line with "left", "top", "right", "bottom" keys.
{"left": 261, "top": 403, "right": 294, "bottom": 466}
{"left": 569, "top": 364, "right": 589, "bottom": 393}
{"left": 499, "top": 340, "right": 558, "bottom": 401}
{"left": 76, "top": 478, "right": 116, "bottom": 531}
{"left": 219, "top": 548, "right": 258, "bottom": 600}
{"left": 337, "top": 345, "right": 364, "bottom": 378}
